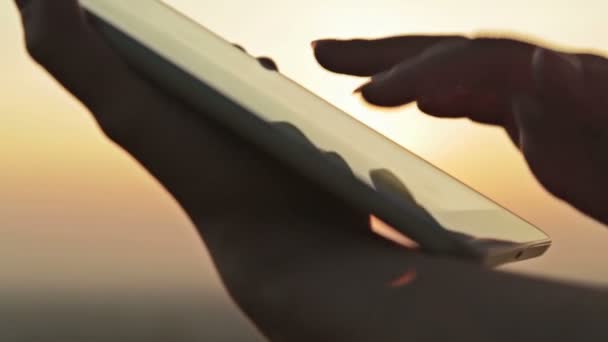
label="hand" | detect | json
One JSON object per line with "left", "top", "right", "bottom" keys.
{"left": 14, "top": 1, "right": 417, "bottom": 340}
{"left": 313, "top": 36, "right": 608, "bottom": 224}
{"left": 13, "top": 0, "right": 373, "bottom": 232}
{"left": 13, "top": 4, "right": 608, "bottom": 340}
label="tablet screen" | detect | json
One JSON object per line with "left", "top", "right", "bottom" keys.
{"left": 102, "top": 0, "right": 549, "bottom": 245}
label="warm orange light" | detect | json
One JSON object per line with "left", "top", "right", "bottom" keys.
{"left": 370, "top": 216, "right": 420, "bottom": 249}
{"left": 389, "top": 269, "right": 418, "bottom": 288}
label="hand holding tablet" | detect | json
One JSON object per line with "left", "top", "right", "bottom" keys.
{"left": 12, "top": 1, "right": 608, "bottom": 341}
{"left": 22, "top": 0, "right": 608, "bottom": 266}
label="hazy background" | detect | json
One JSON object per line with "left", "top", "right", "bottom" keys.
{"left": 1, "top": 0, "right": 608, "bottom": 340}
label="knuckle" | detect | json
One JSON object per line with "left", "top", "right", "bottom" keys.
{"left": 80, "top": 82, "right": 158, "bottom": 146}
{"left": 94, "top": 102, "right": 145, "bottom": 145}
{"left": 24, "top": 29, "right": 54, "bottom": 63}
{"left": 468, "top": 36, "right": 535, "bottom": 55}
{"left": 101, "top": 118, "right": 141, "bottom": 147}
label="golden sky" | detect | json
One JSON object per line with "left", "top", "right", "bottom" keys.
{"left": 1, "top": 0, "right": 608, "bottom": 297}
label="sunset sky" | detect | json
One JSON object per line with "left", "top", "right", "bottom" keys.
{"left": 1, "top": 0, "right": 608, "bottom": 309}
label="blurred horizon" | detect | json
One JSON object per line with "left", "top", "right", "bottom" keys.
{"left": 2, "top": 0, "right": 608, "bottom": 340}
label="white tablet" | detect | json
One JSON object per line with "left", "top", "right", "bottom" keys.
{"left": 81, "top": 0, "right": 551, "bottom": 266}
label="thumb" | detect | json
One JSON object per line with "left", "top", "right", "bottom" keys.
{"left": 14, "top": 0, "right": 138, "bottom": 115}
{"left": 513, "top": 48, "right": 585, "bottom": 153}
{"left": 512, "top": 95, "right": 548, "bottom": 155}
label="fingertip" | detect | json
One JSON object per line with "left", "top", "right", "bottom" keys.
{"left": 232, "top": 44, "right": 246, "bottom": 52}
{"left": 310, "top": 39, "right": 328, "bottom": 49}
{"left": 310, "top": 38, "right": 339, "bottom": 50}
{"left": 312, "top": 38, "right": 384, "bottom": 76}
{"left": 312, "top": 39, "right": 345, "bottom": 71}
{"left": 358, "top": 85, "right": 412, "bottom": 108}
{"left": 370, "top": 168, "right": 413, "bottom": 199}
{"left": 416, "top": 96, "right": 442, "bottom": 115}
{"left": 355, "top": 72, "right": 417, "bottom": 108}
{"left": 354, "top": 80, "right": 408, "bottom": 107}
{"left": 415, "top": 94, "right": 474, "bottom": 119}
{"left": 352, "top": 82, "right": 367, "bottom": 94}
{"left": 257, "top": 56, "right": 278, "bottom": 71}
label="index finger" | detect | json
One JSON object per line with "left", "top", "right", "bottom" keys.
{"left": 312, "top": 35, "right": 464, "bottom": 76}
{"left": 358, "top": 38, "right": 537, "bottom": 109}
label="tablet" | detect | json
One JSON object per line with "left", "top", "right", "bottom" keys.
{"left": 81, "top": 0, "right": 551, "bottom": 266}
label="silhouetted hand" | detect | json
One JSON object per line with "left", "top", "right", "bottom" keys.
{"left": 314, "top": 36, "right": 608, "bottom": 224}
{"left": 14, "top": 2, "right": 608, "bottom": 341}
{"left": 13, "top": 1, "right": 418, "bottom": 340}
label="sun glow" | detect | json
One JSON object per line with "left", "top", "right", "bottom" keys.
{"left": 2, "top": 0, "right": 608, "bottom": 292}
